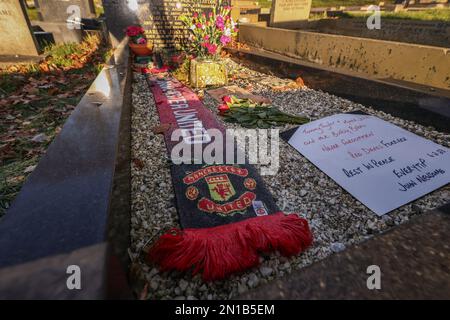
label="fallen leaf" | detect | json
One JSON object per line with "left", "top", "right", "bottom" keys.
{"left": 295, "top": 76, "right": 306, "bottom": 87}
{"left": 151, "top": 124, "right": 171, "bottom": 134}
{"left": 132, "top": 158, "right": 144, "bottom": 170}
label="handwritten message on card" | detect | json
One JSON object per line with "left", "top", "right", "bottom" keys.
{"left": 288, "top": 114, "right": 450, "bottom": 215}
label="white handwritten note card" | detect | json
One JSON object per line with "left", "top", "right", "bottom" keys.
{"left": 288, "top": 114, "right": 450, "bottom": 215}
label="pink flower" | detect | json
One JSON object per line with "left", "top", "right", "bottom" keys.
{"left": 216, "top": 15, "right": 224, "bottom": 30}
{"left": 196, "top": 23, "right": 203, "bottom": 29}
{"left": 204, "top": 35, "right": 210, "bottom": 40}
{"left": 193, "top": 12, "right": 198, "bottom": 18}
{"left": 220, "top": 35, "right": 231, "bottom": 45}
{"left": 206, "top": 43, "right": 218, "bottom": 55}
{"left": 137, "top": 37, "right": 147, "bottom": 44}
{"left": 209, "top": 12, "right": 213, "bottom": 18}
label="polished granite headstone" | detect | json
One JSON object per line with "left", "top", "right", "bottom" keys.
{"left": 0, "top": 0, "right": 40, "bottom": 56}
{"left": 102, "top": 0, "right": 222, "bottom": 48}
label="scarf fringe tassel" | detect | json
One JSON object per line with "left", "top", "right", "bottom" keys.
{"left": 147, "top": 212, "right": 313, "bottom": 281}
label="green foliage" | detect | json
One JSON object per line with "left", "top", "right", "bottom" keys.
{"left": 342, "top": 8, "right": 450, "bottom": 22}
{"left": 222, "top": 106, "right": 309, "bottom": 128}
{"left": 43, "top": 42, "right": 84, "bottom": 68}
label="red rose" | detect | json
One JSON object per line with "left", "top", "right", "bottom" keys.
{"left": 222, "top": 95, "right": 232, "bottom": 104}
{"left": 218, "top": 103, "right": 230, "bottom": 115}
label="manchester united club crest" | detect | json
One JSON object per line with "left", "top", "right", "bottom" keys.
{"left": 183, "top": 165, "right": 258, "bottom": 216}
{"left": 206, "top": 174, "right": 235, "bottom": 201}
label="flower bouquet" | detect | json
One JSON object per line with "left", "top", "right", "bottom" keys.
{"left": 218, "top": 95, "right": 310, "bottom": 128}
{"left": 126, "top": 26, "right": 153, "bottom": 56}
{"left": 179, "top": 0, "right": 238, "bottom": 87}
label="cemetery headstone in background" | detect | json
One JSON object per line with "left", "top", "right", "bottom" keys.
{"left": 102, "top": 0, "right": 222, "bottom": 49}
{"left": 230, "top": 0, "right": 261, "bottom": 23}
{"left": 270, "top": 0, "right": 312, "bottom": 26}
{"left": 35, "top": 0, "right": 96, "bottom": 22}
{"left": 32, "top": 0, "right": 96, "bottom": 44}
{"left": 0, "top": 0, "right": 40, "bottom": 56}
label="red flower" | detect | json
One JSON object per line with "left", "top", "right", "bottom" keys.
{"left": 222, "top": 95, "right": 232, "bottom": 104}
{"left": 218, "top": 103, "right": 230, "bottom": 115}
{"left": 126, "top": 26, "right": 144, "bottom": 37}
{"left": 206, "top": 43, "right": 217, "bottom": 55}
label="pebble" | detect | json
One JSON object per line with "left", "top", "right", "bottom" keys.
{"left": 330, "top": 242, "right": 346, "bottom": 253}
{"left": 247, "top": 273, "right": 259, "bottom": 288}
{"left": 259, "top": 266, "right": 273, "bottom": 277}
{"left": 179, "top": 279, "right": 189, "bottom": 292}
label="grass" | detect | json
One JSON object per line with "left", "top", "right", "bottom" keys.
{"left": 342, "top": 8, "right": 450, "bottom": 21}
{"left": 44, "top": 42, "right": 85, "bottom": 68}
{"left": 0, "top": 35, "right": 110, "bottom": 217}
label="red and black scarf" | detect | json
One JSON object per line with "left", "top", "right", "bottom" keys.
{"left": 146, "top": 76, "right": 312, "bottom": 281}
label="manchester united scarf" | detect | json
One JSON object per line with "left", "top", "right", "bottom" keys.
{"left": 146, "top": 75, "right": 312, "bottom": 281}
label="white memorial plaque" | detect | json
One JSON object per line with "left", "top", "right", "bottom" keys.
{"left": 288, "top": 114, "right": 450, "bottom": 215}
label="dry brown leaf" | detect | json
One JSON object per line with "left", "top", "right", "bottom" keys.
{"left": 295, "top": 76, "right": 306, "bottom": 87}
{"left": 47, "top": 88, "right": 59, "bottom": 96}
{"left": 151, "top": 124, "right": 171, "bottom": 134}
{"left": 132, "top": 158, "right": 144, "bottom": 170}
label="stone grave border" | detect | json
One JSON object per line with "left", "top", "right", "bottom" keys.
{"left": 0, "top": 38, "right": 132, "bottom": 299}
{"left": 238, "top": 24, "right": 450, "bottom": 91}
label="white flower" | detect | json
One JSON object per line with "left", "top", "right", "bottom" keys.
{"left": 224, "top": 28, "right": 231, "bottom": 36}
{"left": 190, "top": 24, "right": 196, "bottom": 30}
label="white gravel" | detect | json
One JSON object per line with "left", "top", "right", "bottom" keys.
{"left": 130, "top": 59, "right": 450, "bottom": 300}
